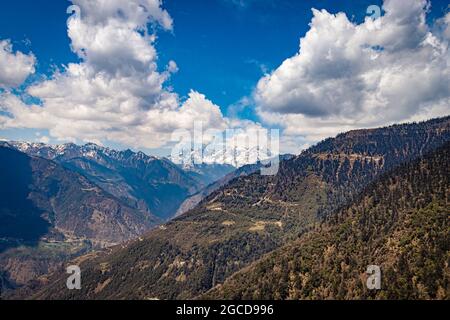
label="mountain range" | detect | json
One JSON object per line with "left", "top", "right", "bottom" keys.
{"left": 0, "top": 141, "right": 263, "bottom": 292}
{"left": 11, "top": 116, "right": 448, "bottom": 300}
{"left": 5, "top": 141, "right": 237, "bottom": 221}
{"left": 172, "top": 141, "right": 276, "bottom": 169}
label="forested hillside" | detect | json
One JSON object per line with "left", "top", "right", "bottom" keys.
{"left": 205, "top": 142, "right": 450, "bottom": 300}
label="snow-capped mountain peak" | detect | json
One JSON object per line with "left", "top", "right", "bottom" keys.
{"left": 172, "top": 143, "right": 276, "bottom": 169}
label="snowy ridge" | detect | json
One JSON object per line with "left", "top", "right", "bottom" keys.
{"left": 7, "top": 141, "right": 161, "bottom": 165}
{"left": 173, "top": 143, "right": 276, "bottom": 169}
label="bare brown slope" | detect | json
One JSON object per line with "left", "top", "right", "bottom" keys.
{"left": 0, "top": 147, "right": 158, "bottom": 290}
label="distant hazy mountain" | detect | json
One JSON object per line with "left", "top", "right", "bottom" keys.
{"left": 24, "top": 116, "right": 449, "bottom": 300}
{"left": 0, "top": 146, "right": 159, "bottom": 289}
{"left": 6, "top": 142, "right": 212, "bottom": 220}
{"left": 180, "top": 163, "right": 236, "bottom": 188}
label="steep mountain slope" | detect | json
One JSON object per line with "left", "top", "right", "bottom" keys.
{"left": 0, "top": 146, "right": 158, "bottom": 290}
{"left": 205, "top": 142, "right": 450, "bottom": 300}
{"left": 6, "top": 142, "right": 205, "bottom": 220}
{"left": 176, "top": 155, "right": 294, "bottom": 217}
{"left": 23, "top": 117, "right": 450, "bottom": 300}
{"left": 175, "top": 161, "right": 269, "bottom": 217}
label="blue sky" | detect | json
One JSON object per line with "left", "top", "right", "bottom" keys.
{"left": 0, "top": 0, "right": 387, "bottom": 114}
{"left": 0, "top": 0, "right": 449, "bottom": 156}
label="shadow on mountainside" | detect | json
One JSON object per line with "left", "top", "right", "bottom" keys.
{"left": 0, "top": 147, "right": 50, "bottom": 253}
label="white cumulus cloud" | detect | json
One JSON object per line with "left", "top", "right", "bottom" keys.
{"left": 0, "top": 40, "right": 36, "bottom": 89}
{"left": 255, "top": 0, "right": 450, "bottom": 152}
{"left": 0, "top": 0, "right": 228, "bottom": 149}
